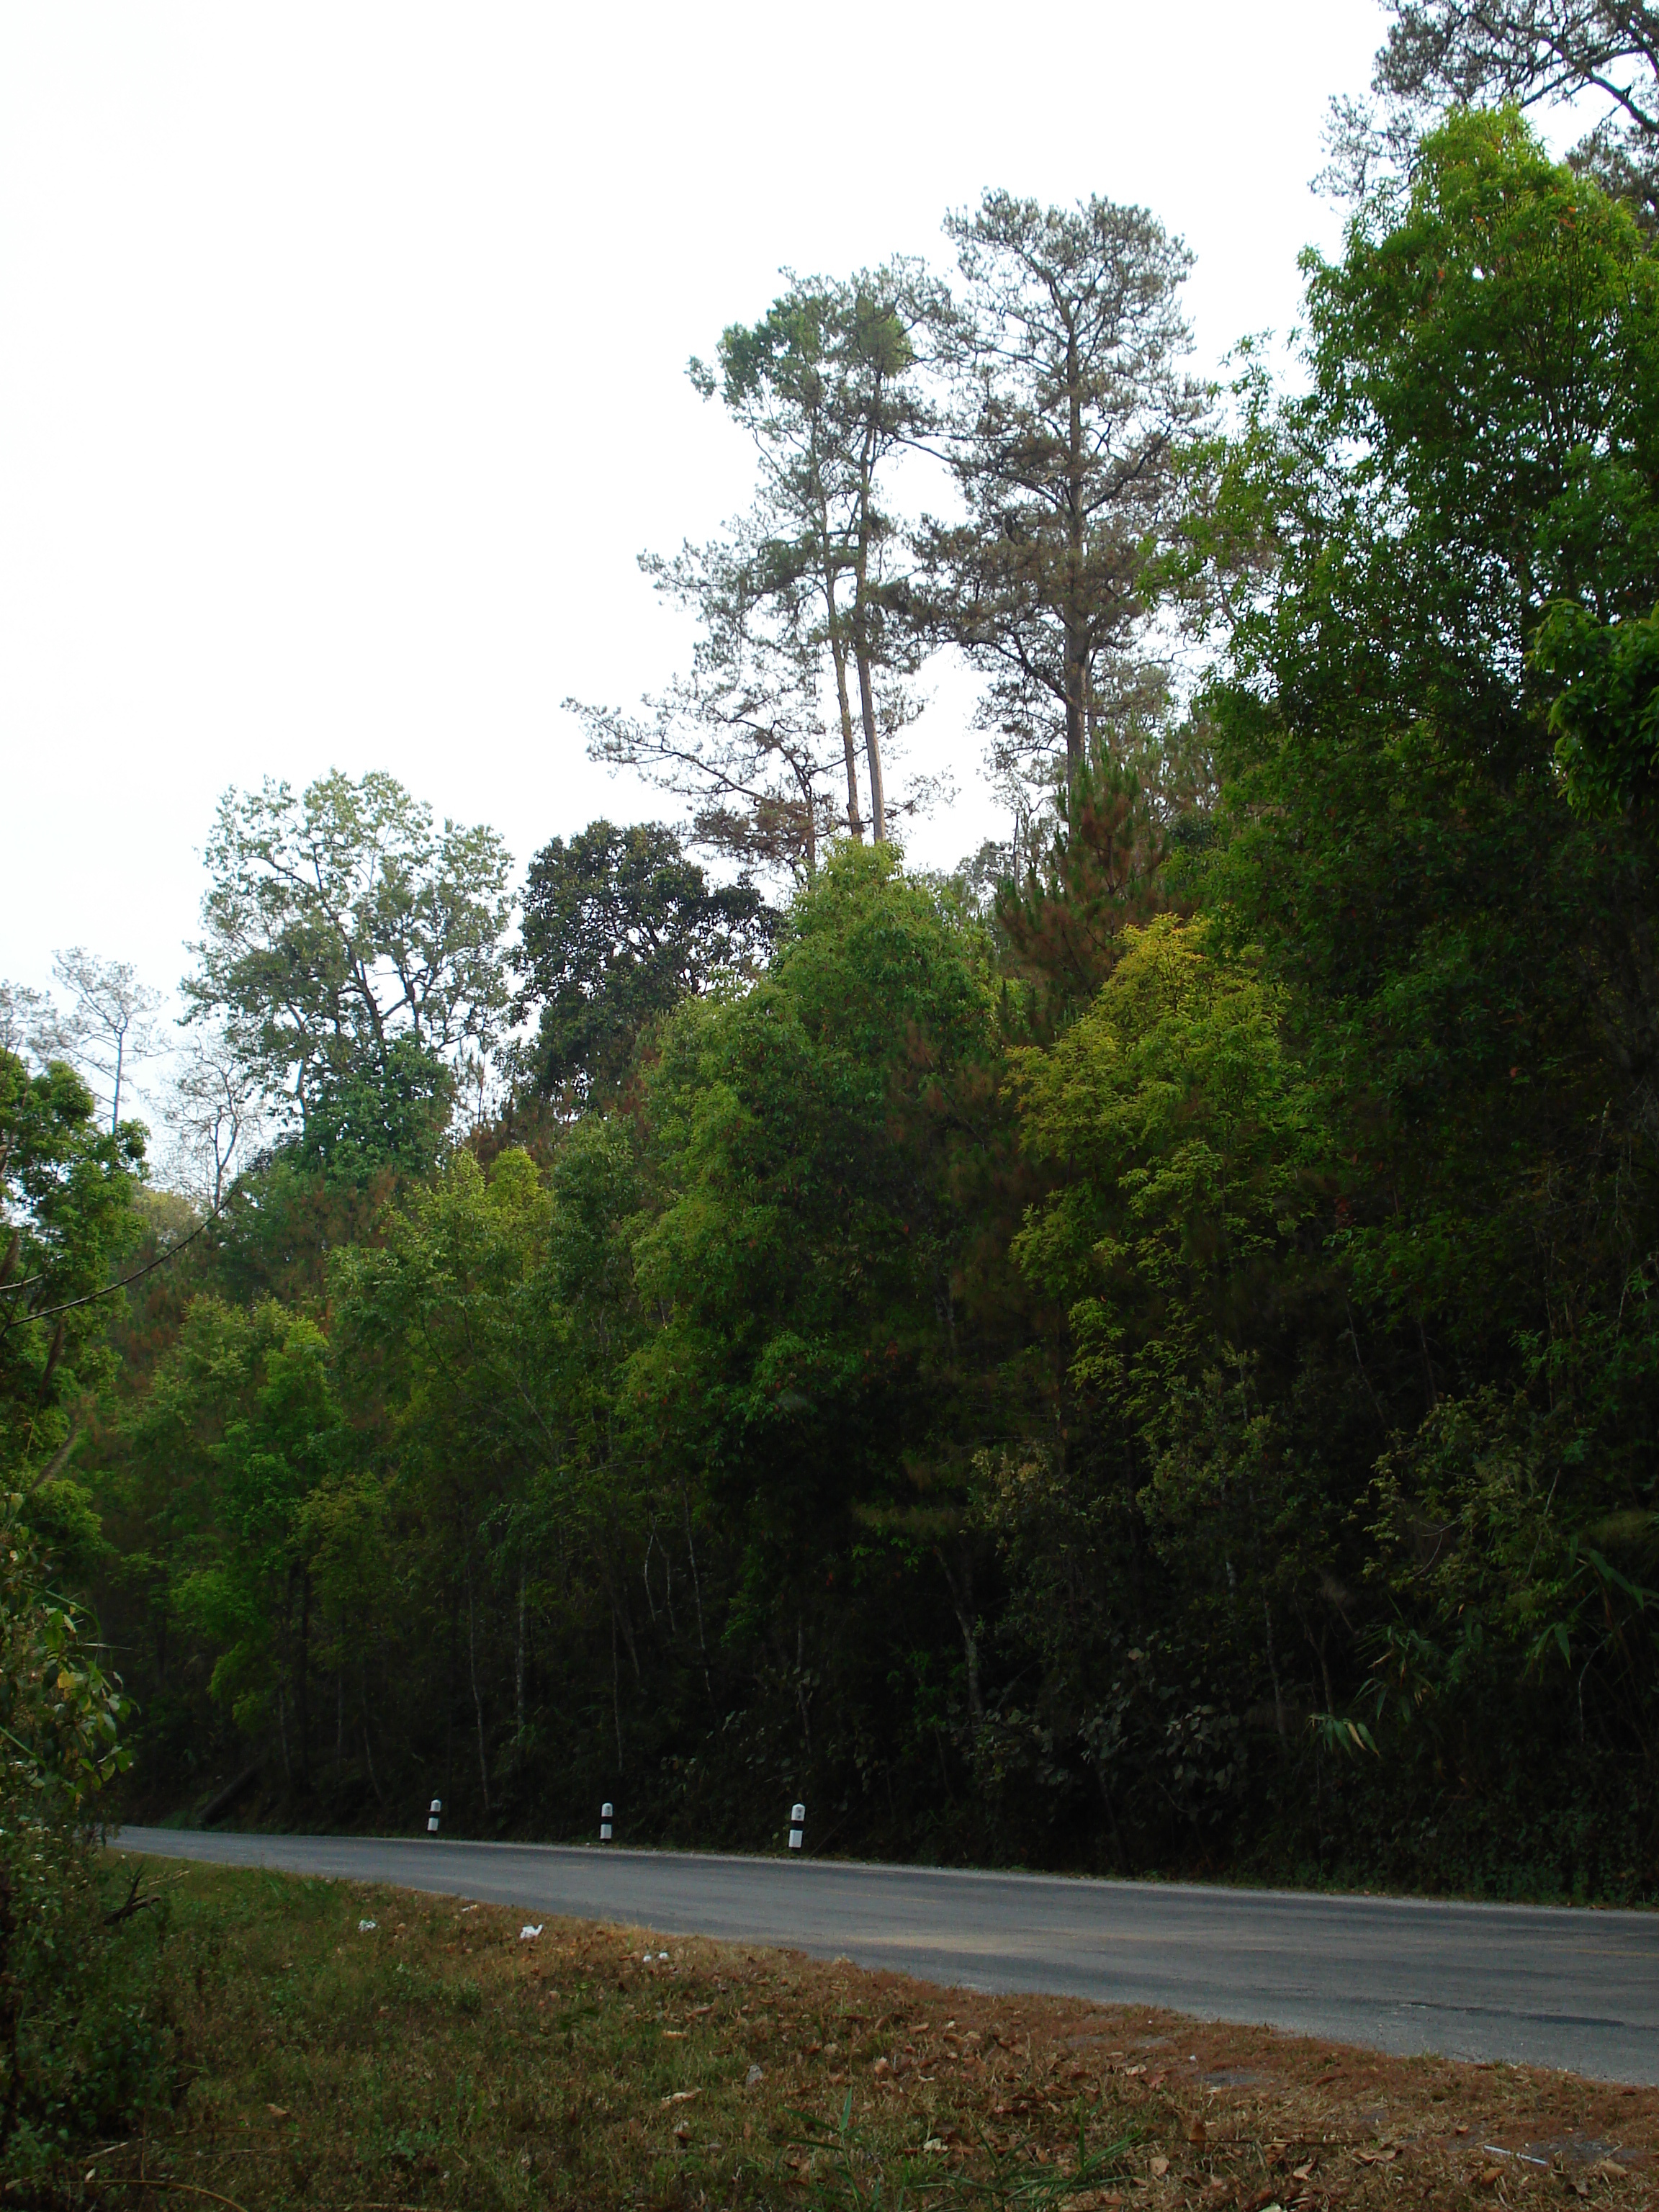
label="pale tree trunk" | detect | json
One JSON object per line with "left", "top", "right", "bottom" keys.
{"left": 515, "top": 1561, "right": 526, "bottom": 1744}
{"left": 611, "top": 1609, "right": 625, "bottom": 1771}
{"left": 814, "top": 461, "right": 864, "bottom": 839}
{"left": 680, "top": 1486, "right": 714, "bottom": 1711}
{"left": 828, "top": 619, "right": 864, "bottom": 837}
{"left": 1092, "top": 1761, "right": 1129, "bottom": 1871}
{"left": 296, "top": 1569, "right": 312, "bottom": 1784}
{"left": 598, "top": 1551, "right": 642, "bottom": 1683}
{"left": 1064, "top": 320, "right": 1087, "bottom": 783}
{"left": 361, "top": 1722, "right": 385, "bottom": 1806}
{"left": 796, "top": 757, "right": 820, "bottom": 878}
{"left": 465, "top": 1552, "right": 492, "bottom": 1813}
{"left": 444, "top": 1592, "right": 457, "bottom": 1803}
{"left": 933, "top": 1543, "right": 984, "bottom": 1734}
{"left": 855, "top": 651, "right": 886, "bottom": 841}
{"left": 1241, "top": 1452, "right": 1288, "bottom": 1748}
{"left": 852, "top": 426, "right": 887, "bottom": 840}
{"left": 795, "top": 1622, "right": 814, "bottom": 1756}
{"left": 1264, "top": 1594, "right": 1287, "bottom": 1745}
{"left": 641, "top": 1527, "right": 660, "bottom": 1627}
{"left": 359, "top": 1671, "right": 386, "bottom": 1807}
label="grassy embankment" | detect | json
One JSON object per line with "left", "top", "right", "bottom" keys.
{"left": 35, "top": 1854, "right": 1659, "bottom": 2210}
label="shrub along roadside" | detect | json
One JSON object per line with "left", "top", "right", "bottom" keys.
{"left": 0, "top": 1492, "right": 163, "bottom": 2182}
{"left": 39, "top": 1853, "right": 1659, "bottom": 2211}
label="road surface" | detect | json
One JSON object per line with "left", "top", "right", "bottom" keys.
{"left": 116, "top": 1827, "right": 1658, "bottom": 2084}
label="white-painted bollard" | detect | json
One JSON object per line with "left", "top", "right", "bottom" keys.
{"left": 428, "top": 1797, "right": 441, "bottom": 1834}
{"left": 600, "top": 1800, "right": 613, "bottom": 1843}
{"left": 788, "top": 1802, "right": 805, "bottom": 1852}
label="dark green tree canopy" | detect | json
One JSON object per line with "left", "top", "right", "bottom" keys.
{"left": 1215, "top": 107, "right": 1659, "bottom": 775}
{"left": 516, "top": 820, "right": 772, "bottom": 1102}
{"left": 995, "top": 739, "right": 1170, "bottom": 1028}
{"left": 1202, "top": 108, "right": 1659, "bottom": 1364}
{"left": 1541, "top": 598, "right": 1659, "bottom": 821}
{"left": 0, "top": 1048, "right": 144, "bottom": 1485}
{"left": 293, "top": 1033, "right": 455, "bottom": 1185}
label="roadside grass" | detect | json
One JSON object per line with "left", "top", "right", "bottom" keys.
{"left": 33, "top": 1853, "right": 1659, "bottom": 2211}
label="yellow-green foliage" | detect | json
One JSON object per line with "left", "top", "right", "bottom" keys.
{"left": 1012, "top": 914, "right": 1321, "bottom": 1408}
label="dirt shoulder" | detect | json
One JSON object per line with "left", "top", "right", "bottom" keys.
{"left": 70, "top": 1853, "right": 1657, "bottom": 2210}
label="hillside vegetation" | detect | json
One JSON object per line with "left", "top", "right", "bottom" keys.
{"left": 7, "top": 81, "right": 1659, "bottom": 2059}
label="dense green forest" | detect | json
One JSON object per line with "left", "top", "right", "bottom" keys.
{"left": 12, "top": 22, "right": 1659, "bottom": 1930}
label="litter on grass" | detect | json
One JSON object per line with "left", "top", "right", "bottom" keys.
{"left": 357, "top": 1920, "right": 377, "bottom": 1933}
{"left": 520, "top": 1924, "right": 543, "bottom": 1940}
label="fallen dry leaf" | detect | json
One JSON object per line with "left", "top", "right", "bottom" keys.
{"left": 1150, "top": 2155, "right": 1169, "bottom": 2177}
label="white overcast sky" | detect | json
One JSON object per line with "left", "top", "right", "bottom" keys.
{"left": 1, "top": 1, "right": 1393, "bottom": 1012}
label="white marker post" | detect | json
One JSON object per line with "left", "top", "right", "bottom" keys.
{"left": 788, "top": 1802, "right": 805, "bottom": 1852}
{"left": 428, "top": 1797, "right": 441, "bottom": 1835}
{"left": 600, "top": 1801, "right": 613, "bottom": 1843}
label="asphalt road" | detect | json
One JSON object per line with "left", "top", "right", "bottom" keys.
{"left": 117, "top": 1827, "right": 1659, "bottom": 2085}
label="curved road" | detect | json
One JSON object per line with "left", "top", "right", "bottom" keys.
{"left": 117, "top": 1827, "right": 1658, "bottom": 2084}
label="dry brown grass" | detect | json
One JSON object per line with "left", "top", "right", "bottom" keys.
{"left": 55, "top": 1856, "right": 1659, "bottom": 2212}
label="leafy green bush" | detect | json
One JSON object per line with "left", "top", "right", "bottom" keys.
{"left": 0, "top": 1491, "right": 174, "bottom": 2180}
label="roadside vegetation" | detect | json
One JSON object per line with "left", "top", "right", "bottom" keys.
{"left": 28, "top": 1855, "right": 1657, "bottom": 2210}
